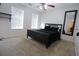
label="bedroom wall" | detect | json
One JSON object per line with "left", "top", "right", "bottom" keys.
{"left": 0, "top": 3, "right": 41, "bottom": 38}
{"left": 40, "top": 3, "right": 79, "bottom": 42}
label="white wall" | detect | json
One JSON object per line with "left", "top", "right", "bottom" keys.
{"left": 40, "top": 3, "right": 79, "bottom": 42}
{"left": 0, "top": 3, "right": 41, "bottom": 38}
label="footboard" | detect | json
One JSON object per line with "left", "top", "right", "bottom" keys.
{"left": 27, "top": 30, "right": 49, "bottom": 44}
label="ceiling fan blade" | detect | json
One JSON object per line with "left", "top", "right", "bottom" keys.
{"left": 41, "top": 3, "right": 45, "bottom": 5}
{"left": 48, "top": 5, "right": 55, "bottom": 8}
{"left": 0, "top": 3, "right": 1, "bottom": 5}
{"left": 28, "top": 3, "right": 32, "bottom": 6}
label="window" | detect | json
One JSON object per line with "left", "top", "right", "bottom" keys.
{"left": 40, "top": 22, "right": 45, "bottom": 29}
{"left": 31, "top": 14, "right": 38, "bottom": 29}
{"left": 11, "top": 7, "right": 24, "bottom": 29}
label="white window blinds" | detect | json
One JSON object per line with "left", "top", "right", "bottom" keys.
{"left": 11, "top": 7, "right": 24, "bottom": 29}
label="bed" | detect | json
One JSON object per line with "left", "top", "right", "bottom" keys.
{"left": 27, "top": 23, "right": 62, "bottom": 48}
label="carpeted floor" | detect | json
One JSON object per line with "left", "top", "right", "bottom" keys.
{"left": 0, "top": 37, "right": 75, "bottom": 56}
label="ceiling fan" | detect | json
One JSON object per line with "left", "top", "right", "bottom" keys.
{"left": 28, "top": 3, "right": 55, "bottom": 11}
{"left": 40, "top": 3, "right": 55, "bottom": 10}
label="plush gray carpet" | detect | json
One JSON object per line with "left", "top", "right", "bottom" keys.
{"left": 0, "top": 37, "right": 75, "bottom": 56}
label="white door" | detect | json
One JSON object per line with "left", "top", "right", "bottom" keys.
{"left": 74, "top": 11, "right": 79, "bottom": 56}
{"left": 74, "top": 27, "right": 79, "bottom": 55}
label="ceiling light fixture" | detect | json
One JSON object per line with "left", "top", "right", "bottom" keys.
{"left": 44, "top": 4, "right": 47, "bottom": 9}
{"left": 39, "top": 6, "right": 43, "bottom": 10}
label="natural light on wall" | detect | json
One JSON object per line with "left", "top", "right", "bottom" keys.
{"left": 31, "top": 14, "right": 38, "bottom": 29}
{"left": 11, "top": 7, "right": 24, "bottom": 29}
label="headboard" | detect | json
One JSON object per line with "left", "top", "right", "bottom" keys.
{"left": 45, "top": 23, "right": 62, "bottom": 33}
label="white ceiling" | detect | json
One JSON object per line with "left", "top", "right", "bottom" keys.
{"left": 20, "top": 3, "right": 79, "bottom": 12}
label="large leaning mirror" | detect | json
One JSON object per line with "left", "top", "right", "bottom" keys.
{"left": 62, "top": 10, "right": 77, "bottom": 36}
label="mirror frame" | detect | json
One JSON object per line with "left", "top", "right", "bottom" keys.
{"left": 62, "top": 10, "right": 78, "bottom": 36}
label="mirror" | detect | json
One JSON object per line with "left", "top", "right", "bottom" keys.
{"left": 62, "top": 10, "right": 77, "bottom": 36}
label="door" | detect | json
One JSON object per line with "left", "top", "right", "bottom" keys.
{"left": 74, "top": 26, "right": 79, "bottom": 55}
{"left": 74, "top": 11, "right": 79, "bottom": 56}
